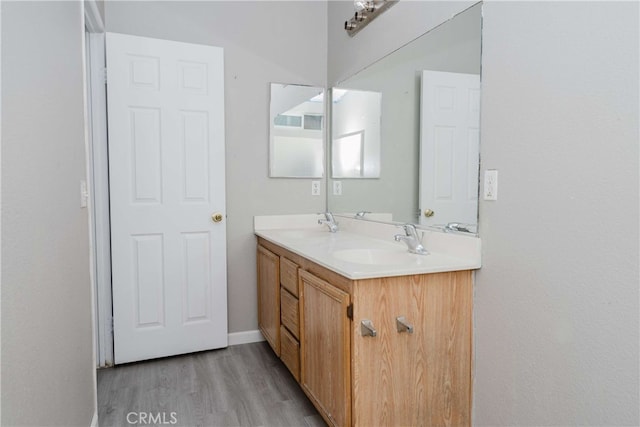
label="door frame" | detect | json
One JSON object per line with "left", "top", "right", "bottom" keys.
{"left": 84, "top": 3, "right": 113, "bottom": 367}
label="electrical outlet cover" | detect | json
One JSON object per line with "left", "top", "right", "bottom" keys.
{"left": 483, "top": 170, "right": 498, "bottom": 200}
{"left": 333, "top": 181, "right": 342, "bottom": 196}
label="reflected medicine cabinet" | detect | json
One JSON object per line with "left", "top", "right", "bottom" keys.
{"left": 331, "top": 88, "right": 382, "bottom": 179}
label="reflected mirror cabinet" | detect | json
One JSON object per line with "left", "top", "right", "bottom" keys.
{"left": 268, "top": 3, "right": 482, "bottom": 234}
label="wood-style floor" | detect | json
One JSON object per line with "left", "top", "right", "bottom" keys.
{"left": 97, "top": 342, "right": 326, "bottom": 427}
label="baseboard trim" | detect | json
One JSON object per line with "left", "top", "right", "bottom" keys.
{"left": 90, "top": 411, "right": 98, "bottom": 427}
{"left": 228, "top": 329, "right": 265, "bottom": 346}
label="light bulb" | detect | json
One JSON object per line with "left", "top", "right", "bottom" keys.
{"left": 353, "top": 0, "right": 368, "bottom": 12}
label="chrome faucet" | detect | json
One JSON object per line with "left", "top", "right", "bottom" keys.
{"left": 318, "top": 212, "right": 339, "bottom": 233}
{"left": 444, "top": 222, "right": 471, "bottom": 233}
{"left": 355, "top": 211, "right": 371, "bottom": 219}
{"left": 394, "top": 224, "right": 429, "bottom": 255}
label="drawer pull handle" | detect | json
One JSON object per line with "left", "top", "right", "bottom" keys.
{"left": 396, "top": 316, "right": 414, "bottom": 334}
{"left": 360, "top": 320, "right": 377, "bottom": 337}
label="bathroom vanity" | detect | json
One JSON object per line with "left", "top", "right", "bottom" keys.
{"left": 255, "top": 215, "right": 481, "bottom": 427}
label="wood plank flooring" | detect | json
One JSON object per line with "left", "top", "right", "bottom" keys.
{"left": 97, "top": 342, "right": 326, "bottom": 427}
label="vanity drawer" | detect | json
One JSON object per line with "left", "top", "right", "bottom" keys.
{"left": 280, "top": 287, "right": 299, "bottom": 338}
{"left": 280, "top": 325, "right": 300, "bottom": 382}
{"left": 280, "top": 257, "right": 299, "bottom": 297}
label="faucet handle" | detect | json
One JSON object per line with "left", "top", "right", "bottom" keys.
{"left": 395, "top": 223, "right": 409, "bottom": 236}
{"left": 394, "top": 224, "right": 429, "bottom": 255}
{"left": 444, "top": 222, "right": 471, "bottom": 233}
{"left": 318, "top": 212, "right": 339, "bottom": 232}
{"left": 401, "top": 224, "right": 425, "bottom": 244}
{"left": 398, "top": 223, "right": 417, "bottom": 236}
{"left": 319, "top": 212, "right": 334, "bottom": 220}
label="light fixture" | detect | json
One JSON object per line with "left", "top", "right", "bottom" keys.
{"left": 344, "top": 0, "right": 397, "bottom": 37}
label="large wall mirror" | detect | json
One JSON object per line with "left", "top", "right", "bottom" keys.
{"left": 269, "top": 83, "right": 325, "bottom": 178}
{"left": 327, "top": 3, "right": 482, "bottom": 233}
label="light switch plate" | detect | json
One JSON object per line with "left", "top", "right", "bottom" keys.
{"left": 484, "top": 170, "right": 498, "bottom": 201}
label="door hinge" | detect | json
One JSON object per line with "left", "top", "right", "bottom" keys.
{"left": 103, "top": 67, "right": 108, "bottom": 84}
{"left": 346, "top": 303, "right": 353, "bottom": 320}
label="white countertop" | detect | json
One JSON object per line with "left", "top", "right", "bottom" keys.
{"left": 255, "top": 215, "right": 481, "bottom": 280}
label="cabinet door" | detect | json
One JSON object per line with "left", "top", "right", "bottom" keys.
{"left": 352, "top": 271, "right": 472, "bottom": 427}
{"left": 257, "top": 245, "right": 280, "bottom": 355}
{"left": 299, "top": 270, "right": 351, "bottom": 427}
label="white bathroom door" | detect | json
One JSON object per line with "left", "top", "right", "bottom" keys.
{"left": 106, "top": 33, "right": 227, "bottom": 364}
{"left": 419, "top": 70, "right": 480, "bottom": 227}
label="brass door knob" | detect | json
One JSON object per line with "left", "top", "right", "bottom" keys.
{"left": 211, "top": 213, "right": 223, "bottom": 223}
{"left": 424, "top": 209, "right": 435, "bottom": 218}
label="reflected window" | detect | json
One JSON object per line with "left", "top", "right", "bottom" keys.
{"left": 274, "top": 114, "right": 302, "bottom": 128}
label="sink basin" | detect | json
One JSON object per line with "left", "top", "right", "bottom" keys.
{"left": 332, "top": 248, "right": 424, "bottom": 266}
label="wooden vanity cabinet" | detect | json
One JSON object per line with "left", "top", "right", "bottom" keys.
{"left": 257, "top": 237, "right": 472, "bottom": 427}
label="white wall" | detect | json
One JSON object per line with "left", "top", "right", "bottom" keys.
{"left": 1, "top": 2, "right": 96, "bottom": 425}
{"left": 328, "top": 0, "right": 639, "bottom": 425}
{"left": 475, "top": 2, "right": 639, "bottom": 425}
{"left": 105, "top": 1, "right": 328, "bottom": 334}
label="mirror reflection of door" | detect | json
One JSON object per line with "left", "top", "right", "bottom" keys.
{"left": 269, "top": 83, "right": 325, "bottom": 178}
{"left": 419, "top": 70, "right": 480, "bottom": 230}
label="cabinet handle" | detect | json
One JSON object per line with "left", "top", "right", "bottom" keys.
{"left": 396, "top": 316, "right": 414, "bottom": 334}
{"left": 360, "top": 320, "right": 377, "bottom": 337}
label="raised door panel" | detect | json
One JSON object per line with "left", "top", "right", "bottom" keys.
{"left": 299, "top": 270, "right": 351, "bottom": 427}
{"left": 352, "top": 271, "right": 472, "bottom": 427}
{"left": 257, "top": 245, "right": 280, "bottom": 355}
